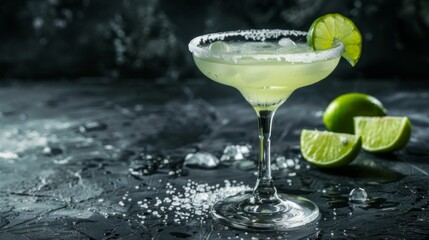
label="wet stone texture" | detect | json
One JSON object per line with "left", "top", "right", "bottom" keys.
{"left": 0, "top": 79, "right": 428, "bottom": 239}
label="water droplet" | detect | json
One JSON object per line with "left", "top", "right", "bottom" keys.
{"left": 43, "top": 146, "right": 63, "bottom": 156}
{"left": 349, "top": 187, "right": 368, "bottom": 203}
{"left": 104, "top": 145, "right": 114, "bottom": 150}
{"left": 340, "top": 136, "right": 348, "bottom": 145}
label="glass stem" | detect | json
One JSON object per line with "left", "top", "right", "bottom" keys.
{"left": 253, "top": 109, "right": 280, "bottom": 204}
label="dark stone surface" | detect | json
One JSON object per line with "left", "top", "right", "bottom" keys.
{"left": 0, "top": 78, "right": 428, "bottom": 239}
{"left": 1, "top": 0, "right": 429, "bottom": 79}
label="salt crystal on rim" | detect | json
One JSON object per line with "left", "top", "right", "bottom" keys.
{"left": 188, "top": 29, "right": 343, "bottom": 63}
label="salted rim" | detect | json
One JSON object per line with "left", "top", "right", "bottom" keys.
{"left": 188, "top": 29, "right": 344, "bottom": 63}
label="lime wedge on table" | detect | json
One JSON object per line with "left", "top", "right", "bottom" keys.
{"left": 300, "top": 130, "right": 361, "bottom": 168}
{"left": 354, "top": 117, "right": 412, "bottom": 153}
{"left": 307, "top": 13, "right": 362, "bottom": 66}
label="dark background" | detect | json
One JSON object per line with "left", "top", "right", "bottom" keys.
{"left": 1, "top": 0, "right": 428, "bottom": 80}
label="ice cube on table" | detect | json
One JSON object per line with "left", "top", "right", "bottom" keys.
{"left": 184, "top": 152, "right": 220, "bottom": 169}
{"left": 209, "top": 41, "right": 230, "bottom": 53}
{"left": 220, "top": 144, "right": 251, "bottom": 161}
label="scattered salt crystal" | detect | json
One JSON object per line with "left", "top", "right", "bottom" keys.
{"left": 118, "top": 179, "right": 251, "bottom": 225}
{"left": 188, "top": 30, "right": 344, "bottom": 64}
{"left": 195, "top": 192, "right": 209, "bottom": 201}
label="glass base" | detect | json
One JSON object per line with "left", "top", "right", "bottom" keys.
{"left": 212, "top": 192, "right": 320, "bottom": 231}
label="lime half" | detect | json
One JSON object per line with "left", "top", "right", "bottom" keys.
{"left": 354, "top": 117, "right": 412, "bottom": 153}
{"left": 307, "top": 13, "right": 362, "bottom": 66}
{"left": 300, "top": 129, "right": 361, "bottom": 168}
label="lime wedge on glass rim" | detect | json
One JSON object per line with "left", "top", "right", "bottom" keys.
{"left": 307, "top": 13, "right": 362, "bottom": 66}
{"left": 300, "top": 129, "right": 361, "bottom": 168}
{"left": 354, "top": 117, "right": 412, "bottom": 153}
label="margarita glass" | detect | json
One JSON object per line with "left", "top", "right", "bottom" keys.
{"left": 188, "top": 29, "right": 343, "bottom": 231}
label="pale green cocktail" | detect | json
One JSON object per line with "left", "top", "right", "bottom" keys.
{"left": 193, "top": 40, "right": 341, "bottom": 111}
{"left": 189, "top": 30, "right": 343, "bottom": 231}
